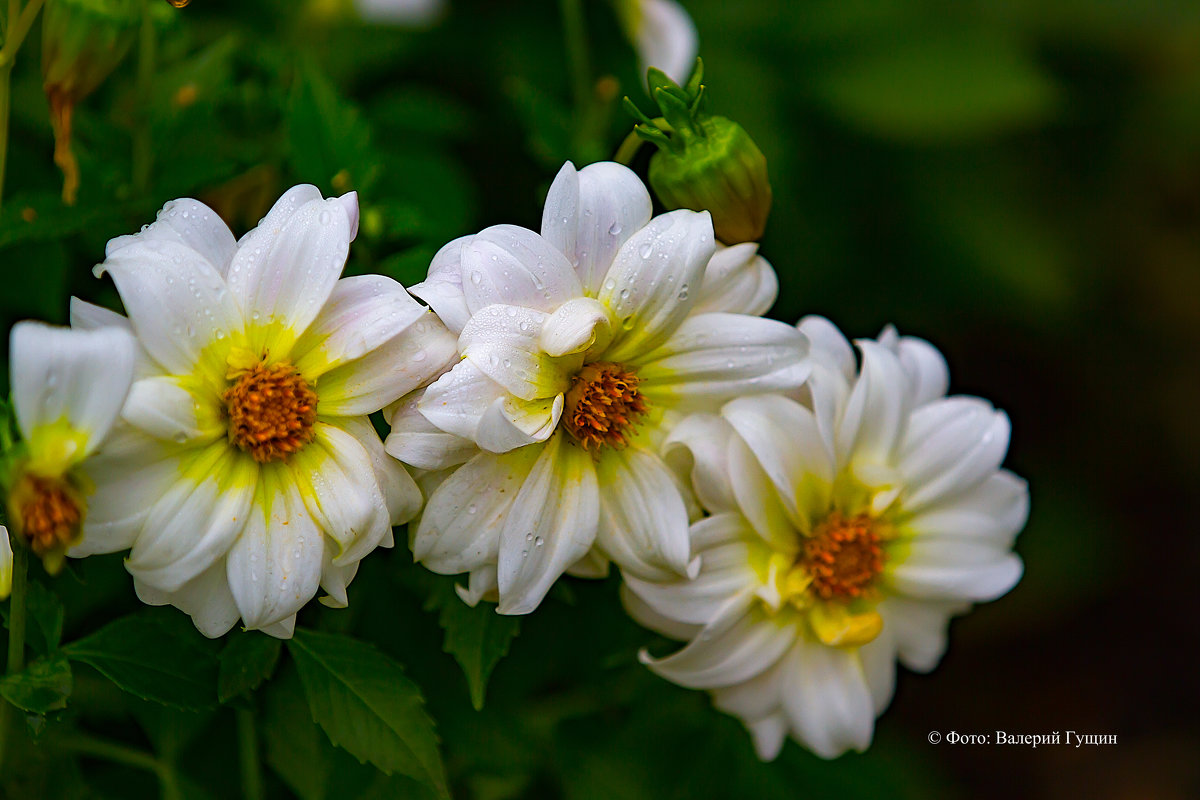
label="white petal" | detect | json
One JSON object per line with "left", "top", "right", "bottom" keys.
{"left": 540, "top": 161, "right": 653, "bottom": 295}
{"left": 409, "top": 236, "right": 472, "bottom": 335}
{"left": 629, "top": 0, "right": 698, "bottom": 85}
{"left": 692, "top": 243, "right": 779, "bottom": 316}
{"left": 318, "top": 550, "right": 360, "bottom": 609}
{"left": 11, "top": 323, "right": 136, "bottom": 464}
{"left": 635, "top": 313, "right": 810, "bottom": 412}
{"left": 291, "top": 275, "right": 429, "bottom": 378}
{"left": 414, "top": 447, "right": 541, "bottom": 574}
{"left": 126, "top": 445, "right": 257, "bottom": 592}
{"left": 902, "top": 470, "right": 1028, "bottom": 549}
{"left": 711, "top": 655, "right": 787, "bottom": 725}
{"left": 225, "top": 189, "right": 352, "bottom": 353}
{"left": 459, "top": 304, "right": 577, "bottom": 401}
{"left": 858, "top": 626, "right": 898, "bottom": 714}
{"left": 887, "top": 541, "right": 1023, "bottom": 603}
{"left": 288, "top": 423, "right": 391, "bottom": 567}
{"left": 619, "top": 583, "right": 701, "bottom": 640}
{"left": 722, "top": 394, "right": 834, "bottom": 529}
{"left": 641, "top": 598, "right": 795, "bottom": 689}
{"left": 69, "top": 297, "right": 131, "bottom": 332}
{"left": 417, "top": 359, "right": 509, "bottom": 441}
{"left": 226, "top": 477, "right": 326, "bottom": 631}
{"left": 106, "top": 198, "right": 236, "bottom": 277}
{"left": 780, "top": 641, "right": 874, "bottom": 759}
{"left": 539, "top": 297, "right": 613, "bottom": 357}
{"left": 595, "top": 447, "right": 692, "bottom": 581}
{"left": 746, "top": 714, "right": 789, "bottom": 761}
{"left": 662, "top": 412, "right": 739, "bottom": 514}
{"left": 316, "top": 310, "right": 458, "bottom": 416}
{"left": 458, "top": 225, "right": 582, "bottom": 316}
{"left": 0, "top": 529, "right": 11, "bottom": 600}
{"left": 837, "top": 340, "right": 909, "bottom": 470}
{"left": 496, "top": 433, "right": 600, "bottom": 614}
{"left": 623, "top": 513, "right": 759, "bottom": 625}
{"left": 728, "top": 435, "right": 799, "bottom": 554}
{"left": 566, "top": 548, "right": 610, "bottom": 579}
{"left": 96, "top": 238, "right": 243, "bottom": 376}
{"left": 339, "top": 415, "right": 423, "bottom": 526}
{"left": 599, "top": 209, "right": 715, "bottom": 363}
{"left": 797, "top": 316, "right": 855, "bottom": 381}
{"left": 455, "top": 565, "right": 500, "bottom": 607}
{"left": 476, "top": 394, "right": 563, "bottom": 454}
{"left": 355, "top": 0, "right": 444, "bottom": 26}
{"left": 120, "top": 376, "right": 223, "bottom": 447}
{"left": 133, "top": 560, "right": 239, "bottom": 639}
{"left": 900, "top": 400, "right": 1012, "bottom": 512}
{"left": 386, "top": 389, "right": 479, "bottom": 471}
{"left": 73, "top": 431, "right": 180, "bottom": 557}
{"left": 896, "top": 336, "right": 948, "bottom": 407}
{"left": 876, "top": 596, "right": 968, "bottom": 672}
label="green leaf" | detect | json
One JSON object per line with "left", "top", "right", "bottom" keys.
{"left": 62, "top": 611, "right": 219, "bottom": 710}
{"left": 218, "top": 631, "right": 282, "bottom": 703}
{"left": 286, "top": 629, "right": 448, "bottom": 799}
{"left": 286, "top": 60, "right": 380, "bottom": 194}
{"left": 810, "top": 31, "right": 1057, "bottom": 142}
{"left": 0, "top": 580, "right": 64, "bottom": 657}
{"left": 424, "top": 578, "right": 520, "bottom": 710}
{"left": 263, "top": 666, "right": 333, "bottom": 800}
{"left": 0, "top": 654, "right": 72, "bottom": 713}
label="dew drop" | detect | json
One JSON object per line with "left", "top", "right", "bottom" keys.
{"left": 608, "top": 221, "right": 622, "bottom": 236}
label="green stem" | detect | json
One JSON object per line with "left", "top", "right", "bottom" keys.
{"left": 613, "top": 129, "right": 644, "bottom": 165}
{"left": 52, "top": 734, "right": 163, "bottom": 776}
{"left": 236, "top": 708, "right": 264, "bottom": 800}
{"left": 0, "top": 63, "right": 11, "bottom": 208}
{"left": 132, "top": 0, "right": 155, "bottom": 194}
{"left": 0, "top": 545, "right": 29, "bottom": 771}
{"left": 559, "top": 0, "right": 590, "bottom": 120}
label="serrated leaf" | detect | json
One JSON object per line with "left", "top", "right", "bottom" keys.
{"left": 262, "top": 666, "right": 332, "bottom": 800}
{"left": 0, "top": 654, "right": 72, "bottom": 713}
{"left": 424, "top": 579, "right": 520, "bottom": 710}
{"left": 1, "top": 580, "right": 64, "bottom": 657}
{"left": 62, "top": 611, "right": 219, "bottom": 710}
{"left": 218, "top": 631, "right": 282, "bottom": 703}
{"left": 286, "top": 629, "right": 448, "bottom": 799}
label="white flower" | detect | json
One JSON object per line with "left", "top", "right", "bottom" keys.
{"left": 80, "top": 186, "right": 457, "bottom": 639}
{"left": 623, "top": 317, "right": 1028, "bottom": 760}
{"left": 386, "top": 161, "right": 808, "bottom": 614}
{"left": 4, "top": 323, "right": 136, "bottom": 573}
{"left": 616, "top": 0, "right": 699, "bottom": 85}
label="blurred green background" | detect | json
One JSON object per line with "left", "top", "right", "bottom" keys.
{"left": 1, "top": 0, "right": 1197, "bottom": 797}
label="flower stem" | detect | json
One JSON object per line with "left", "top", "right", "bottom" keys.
{"left": 0, "top": 545, "right": 29, "bottom": 771}
{"left": 52, "top": 734, "right": 163, "bottom": 775}
{"left": 559, "top": 0, "right": 590, "bottom": 120}
{"left": 0, "top": 62, "right": 11, "bottom": 209}
{"left": 132, "top": 0, "right": 155, "bottom": 194}
{"left": 236, "top": 708, "right": 264, "bottom": 800}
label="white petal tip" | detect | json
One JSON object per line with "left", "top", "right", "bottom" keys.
{"left": 337, "top": 192, "right": 360, "bottom": 241}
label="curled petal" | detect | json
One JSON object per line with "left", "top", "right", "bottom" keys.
{"left": 692, "top": 243, "right": 779, "bottom": 316}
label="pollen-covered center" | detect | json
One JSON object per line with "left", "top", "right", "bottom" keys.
{"left": 802, "top": 512, "right": 886, "bottom": 601}
{"left": 222, "top": 360, "right": 318, "bottom": 463}
{"left": 562, "top": 362, "right": 648, "bottom": 451}
{"left": 17, "top": 476, "right": 83, "bottom": 555}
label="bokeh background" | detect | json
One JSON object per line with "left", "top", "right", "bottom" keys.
{"left": 1, "top": 0, "right": 1197, "bottom": 797}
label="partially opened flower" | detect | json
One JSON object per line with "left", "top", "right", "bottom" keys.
{"left": 615, "top": 0, "right": 699, "bottom": 85}
{"left": 80, "top": 187, "right": 456, "bottom": 638}
{"left": 386, "top": 161, "right": 808, "bottom": 614}
{"left": 2, "top": 323, "right": 136, "bottom": 573}
{"left": 624, "top": 317, "right": 1028, "bottom": 759}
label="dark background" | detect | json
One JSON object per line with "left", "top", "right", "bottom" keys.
{"left": 0, "top": 0, "right": 1196, "bottom": 797}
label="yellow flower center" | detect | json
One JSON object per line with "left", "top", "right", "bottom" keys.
{"left": 802, "top": 511, "right": 886, "bottom": 602}
{"left": 13, "top": 475, "right": 83, "bottom": 556}
{"left": 562, "top": 362, "right": 648, "bottom": 451}
{"left": 222, "top": 359, "right": 317, "bottom": 463}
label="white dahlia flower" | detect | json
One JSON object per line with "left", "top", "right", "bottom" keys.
{"left": 78, "top": 186, "right": 456, "bottom": 638}
{"left": 3, "top": 323, "right": 136, "bottom": 573}
{"left": 624, "top": 317, "right": 1028, "bottom": 759}
{"left": 386, "top": 161, "right": 808, "bottom": 614}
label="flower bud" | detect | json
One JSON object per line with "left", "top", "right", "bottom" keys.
{"left": 625, "top": 60, "right": 772, "bottom": 244}
{"left": 41, "top": 0, "right": 141, "bottom": 204}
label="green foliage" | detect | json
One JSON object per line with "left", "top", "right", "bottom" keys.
{"left": 423, "top": 576, "right": 520, "bottom": 710}
{"left": 62, "top": 611, "right": 219, "bottom": 710}
{"left": 217, "top": 630, "right": 281, "bottom": 703}
{"left": 287, "top": 628, "right": 448, "bottom": 798}
{"left": 0, "top": 654, "right": 71, "bottom": 713}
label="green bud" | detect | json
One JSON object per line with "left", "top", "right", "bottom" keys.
{"left": 41, "top": 0, "right": 141, "bottom": 203}
{"left": 625, "top": 59, "right": 772, "bottom": 244}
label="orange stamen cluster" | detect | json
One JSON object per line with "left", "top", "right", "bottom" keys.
{"left": 803, "top": 512, "right": 886, "bottom": 601}
{"left": 223, "top": 360, "right": 317, "bottom": 463}
{"left": 18, "top": 477, "right": 83, "bottom": 555}
{"left": 562, "top": 362, "right": 648, "bottom": 451}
